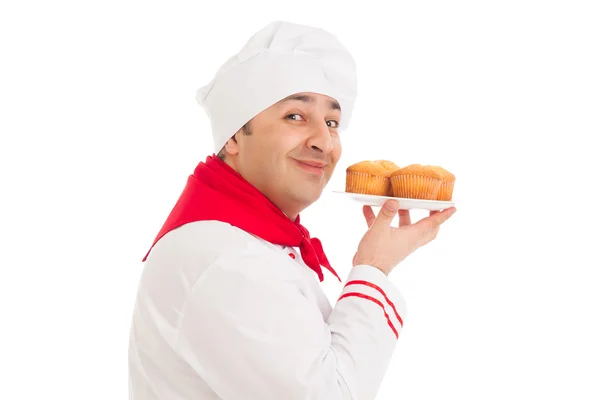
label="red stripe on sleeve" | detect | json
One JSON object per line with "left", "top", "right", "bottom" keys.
{"left": 337, "top": 292, "right": 399, "bottom": 339}
{"left": 345, "top": 280, "right": 404, "bottom": 328}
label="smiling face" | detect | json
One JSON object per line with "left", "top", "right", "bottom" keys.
{"left": 221, "top": 92, "right": 343, "bottom": 220}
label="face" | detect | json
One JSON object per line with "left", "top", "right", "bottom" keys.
{"left": 223, "top": 92, "right": 343, "bottom": 219}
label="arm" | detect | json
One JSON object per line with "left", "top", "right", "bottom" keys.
{"left": 174, "top": 254, "right": 406, "bottom": 400}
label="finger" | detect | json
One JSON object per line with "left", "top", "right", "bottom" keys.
{"left": 398, "top": 209, "right": 411, "bottom": 227}
{"left": 422, "top": 225, "right": 441, "bottom": 247}
{"left": 373, "top": 200, "right": 399, "bottom": 229}
{"left": 413, "top": 207, "right": 457, "bottom": 238}
{"left": 428, "top": 207, "right": 457, "bottom": 227}
{"left": 362, "top": 205, "right": 376, "bottom": 228}
{"left": 436, "top": 207, "right": 457, "bottom": 223}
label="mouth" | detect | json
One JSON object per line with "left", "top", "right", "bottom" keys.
{"left": 294, "top": 159, "right": 327, "bottom": 175}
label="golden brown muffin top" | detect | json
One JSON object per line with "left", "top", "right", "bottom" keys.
{"left": 374, "top": 159, "right": 400, "bottom": 173}
{"left": 390, "top": 164, "right": 442, "bottom": 180}
{"left": 346, "top": 160, "right": 390, "bottom": 177}
{"left": 427, "top": 165, "right": 456, "bottom": 182}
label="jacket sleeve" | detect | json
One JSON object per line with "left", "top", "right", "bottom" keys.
{"left": 174, "top": 254, "right": 406, "bottom": 400}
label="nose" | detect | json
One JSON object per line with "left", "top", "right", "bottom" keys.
{"left": 306, "top": 121, "right": 333, "bottom": 154}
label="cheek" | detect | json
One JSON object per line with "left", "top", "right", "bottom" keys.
{"left": 331, "top": 136, "right": 342, "bottom": 160}
{"left": 277, "top": 129, "right": 305, "bottom": 155}
{"left": 248, "top": 128, "right": 297, "bottom": 169}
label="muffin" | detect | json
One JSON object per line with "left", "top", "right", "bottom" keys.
{"left": 374, "top": 160, "right": 400, "bottom": 195}
{"left": 389, "top": 164, "right": 442, "bottom": 200}
{"left": 427, "top": 165, "right": 455, "bottom": 201}
{"left": 346, "top": 161, "right": 390, "bottom": 196}
{"left": 374, "top": 160, "right": 400, "bottom": 173}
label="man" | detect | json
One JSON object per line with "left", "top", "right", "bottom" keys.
{"left": 128, "top": 20, "right": 456, "bottom": 400}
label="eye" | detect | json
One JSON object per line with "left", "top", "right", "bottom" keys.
{"left": 286, "top": 114, "right": 339, "bottom": 128}
{"left": 286, "top": 114, "right": 304, "bottom": 121}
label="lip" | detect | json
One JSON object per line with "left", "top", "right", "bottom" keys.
{"left": 296, "top": 160, "right": 327, "bottom": 168}
{"left": 294, "top": 159, "right": 327, "bottom": 175}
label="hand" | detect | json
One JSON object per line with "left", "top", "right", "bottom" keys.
{"left": 352, "top": 200, "right": 457, "bottom": 275}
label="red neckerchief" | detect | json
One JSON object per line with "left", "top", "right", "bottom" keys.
{"left": 142, "top": 154, "right": 340, "bottom": 282}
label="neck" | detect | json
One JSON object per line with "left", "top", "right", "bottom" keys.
{"left": 282, "top": 210, "right": 298, "bottom": 222}
{"left": 223, "top": 156, "right": 300, "bottom": 222}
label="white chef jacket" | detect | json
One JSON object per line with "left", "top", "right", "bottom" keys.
{"left": 128, "top": 220, "right": 407, "bottom": 400}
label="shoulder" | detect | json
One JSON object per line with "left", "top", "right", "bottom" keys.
{"left": 147, "top": 221, "right": 257, "bottom": 263}
{"left": 141, "top": 221, "right": 301, "bottom": 288}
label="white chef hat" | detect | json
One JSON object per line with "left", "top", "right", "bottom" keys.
{"left": 196, "top": 20, "right": 358, "bottom": 153}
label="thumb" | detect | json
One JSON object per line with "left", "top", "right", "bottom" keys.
{"left": 373, "top": 200, "right": 399, "bottom": 229}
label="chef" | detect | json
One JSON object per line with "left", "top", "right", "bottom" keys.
{"left": 128, "top": 20, "right": 456, "bottom": 400}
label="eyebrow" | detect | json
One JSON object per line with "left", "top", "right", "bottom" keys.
{"left": 278, "top": 94, "right": 341, "bottom": 112}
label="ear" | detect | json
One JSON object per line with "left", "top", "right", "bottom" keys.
{"left": 223, "top": 134, "right": 240, "bottom": 156}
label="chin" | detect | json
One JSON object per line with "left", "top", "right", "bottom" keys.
{"left": 298, "top": 187, "right": 324, "bottom": 205}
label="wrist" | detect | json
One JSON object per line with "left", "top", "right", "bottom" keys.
{"left": 353, "top": 263, "right": 390, "bottom": 276}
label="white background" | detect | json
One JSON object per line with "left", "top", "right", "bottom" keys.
{"left": 1, "top": 0, "right": 599, "bottom": 399}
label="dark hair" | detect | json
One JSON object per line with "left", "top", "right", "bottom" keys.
{"left": 217, "top": 121, "right": 252, "bottom": 160}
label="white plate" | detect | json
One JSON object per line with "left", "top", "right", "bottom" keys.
{"left": 332, "top": 191, "right": 454, "bottom": 210}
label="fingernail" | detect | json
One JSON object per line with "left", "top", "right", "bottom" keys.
{"left": 385, "top": 201, "right": 398, "bottom": 211}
